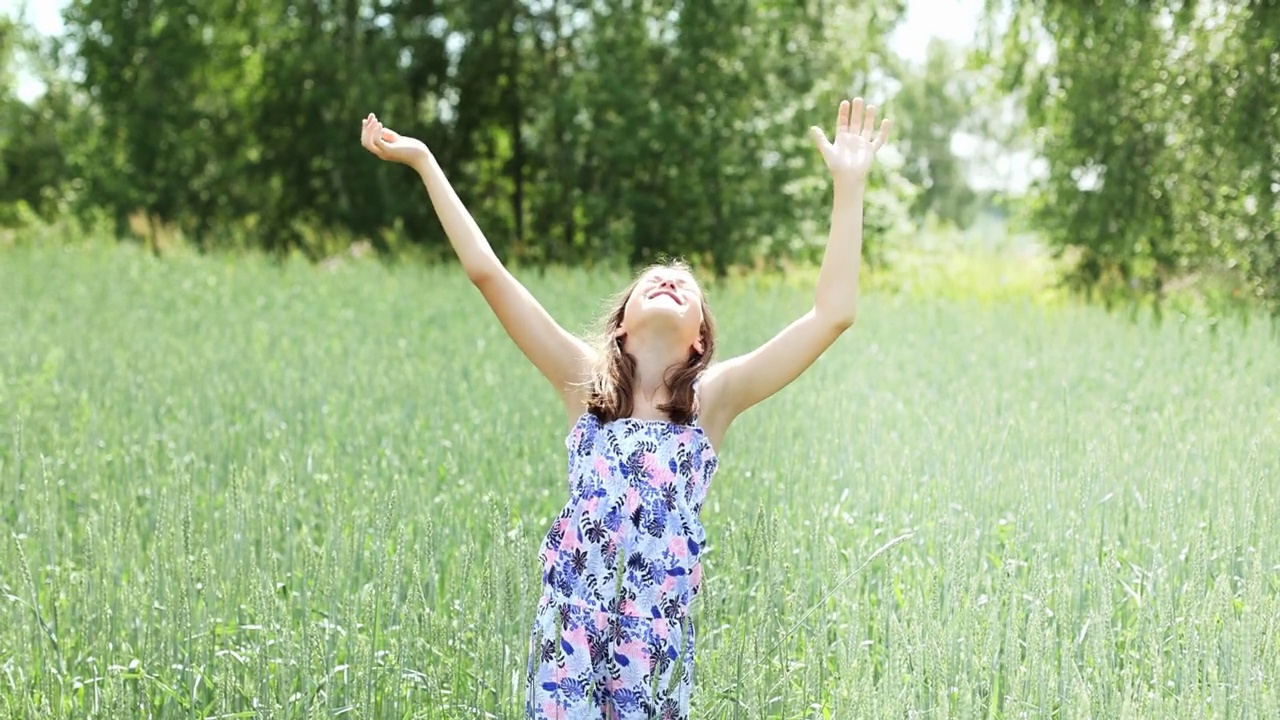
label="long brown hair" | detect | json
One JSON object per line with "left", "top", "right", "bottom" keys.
{"left": 585, "top": 261, "right": 717, "bottom": 426}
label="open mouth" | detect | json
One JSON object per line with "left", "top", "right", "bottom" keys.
{"left": 648, "top": 289, "right": 683, "bottom": 305}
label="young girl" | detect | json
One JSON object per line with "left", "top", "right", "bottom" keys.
{"left": 360, "top": 98, "right": 891, "bottom": 719}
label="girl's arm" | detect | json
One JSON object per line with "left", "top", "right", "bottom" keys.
{"left": 699, "top": 99, "right": 891, "bottom": 434}
{"left": 362, "top": 114, "right": 596, "bottom": 415}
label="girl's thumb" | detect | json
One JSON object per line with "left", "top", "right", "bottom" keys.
{"left": 809, "top": 126, "right": 830, "bottom": 155}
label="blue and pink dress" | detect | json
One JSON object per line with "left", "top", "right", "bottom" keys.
{"left": 524, "top": 407, "right": 720, "bottom": 719}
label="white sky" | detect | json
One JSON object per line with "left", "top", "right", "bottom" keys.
{"left": 889, "top": 0, "right": 986, "bottom": 62}
{"left": 3, "top": 0, "right": 62, "bottom": 41}
{"left": 4, "top": 0, "right": 64, "bottom": 103}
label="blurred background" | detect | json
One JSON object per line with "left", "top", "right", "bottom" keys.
{"left": 2, "top": 0, "right": 1277, "bottom": 313}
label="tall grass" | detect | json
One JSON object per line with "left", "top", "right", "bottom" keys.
{"left": 2, "top": 243, "right": 1277, "bottom": 718}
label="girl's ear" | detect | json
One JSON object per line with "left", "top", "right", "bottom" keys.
{"left": 692, "top": 336, "right": 704, "bottom": 355}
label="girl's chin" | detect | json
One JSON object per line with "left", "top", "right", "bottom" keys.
{"left": 633, "top": 310, "right": 690, "bottom": 328}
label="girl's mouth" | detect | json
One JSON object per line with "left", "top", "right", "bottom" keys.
{"left": 648, "top": 289, "right": 682, "bottom": 305}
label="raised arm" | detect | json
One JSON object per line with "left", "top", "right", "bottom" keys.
{"left": 699, "top": 98, "right": 892, "bottom": 435}
{"left": 361, "top": 114, "right": 596, "bottom": 415}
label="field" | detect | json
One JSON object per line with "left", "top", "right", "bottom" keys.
{"left": 2, "top": 242, "right": 1278, "bottom": 719}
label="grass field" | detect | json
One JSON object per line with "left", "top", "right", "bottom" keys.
{"left": 2, "top": 242, "right": 1279, "bottom": 719}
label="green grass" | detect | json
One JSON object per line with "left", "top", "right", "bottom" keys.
{"left": 2, "top": 242, "right": 1278, "bottom": 719}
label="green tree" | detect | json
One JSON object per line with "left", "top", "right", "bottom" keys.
{"left": 986, "top": 0, "right": 1280, "bottom": 311}
{"left": 63, "top": 0, "right": 253, "bottom": 243}
{"left": 0, "top": 16, "right": 76, "bottom": 223}
{"left": 890, "top": 37, "right": 979, "bottom": 229}
{"left": 0, "top": 16, "right": 18, "bottom": 196}
{"left": 0, "top": 15, "right": 14, "bottom": 96}
{"left": 251, "top": 0, "right": 448, "bottom": 255}
{"left": 38, "top": 0, "right": 915, "bottom": 272}
{"left": 575, "top": 0, "right": 911, "bottom": 272}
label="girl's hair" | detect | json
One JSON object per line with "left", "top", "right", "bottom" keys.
{"left": 586, "top": 260, "right": 717, "bottom": 426}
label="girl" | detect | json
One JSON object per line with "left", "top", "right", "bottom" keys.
{"left": 360, "top": 98, "right": 891, "bottom": 719}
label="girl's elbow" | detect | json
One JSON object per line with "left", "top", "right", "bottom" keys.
{"left": 815, "top": 304, "right": 857, "bottom": 331}
{"left": 467, "top": 266, "right": 496, "bottom": 285}
{"left": 466, "top": 259, "right": 505, "bottom": 285}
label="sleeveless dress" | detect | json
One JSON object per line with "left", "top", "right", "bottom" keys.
{"left": 524, "top": 407, "right": 720, "bottom": 720}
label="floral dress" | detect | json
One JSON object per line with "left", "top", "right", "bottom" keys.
{"left": 524, "top": 408, "right": 720, "bottom": 719}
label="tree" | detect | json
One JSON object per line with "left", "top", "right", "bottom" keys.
{"left": 986, "top": 0, "right": 1280, "bottom": 311}
{"left": 0, "top": 16, "right": 76, "bottom": 223}
{"left": 889, "top": 37, "right": 979, "bottom": 229}
{"left": 26, "top": 0, "right": 916, "bottom": 273}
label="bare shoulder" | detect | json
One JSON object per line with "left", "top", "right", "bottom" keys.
{"left": 694, "top": 362, "right": 736, "bottom": 452}
{"left": 561, "top": 355, "right": 599, "bottom": 431}
{"left": 693, "top": 309, "right": 848, "bottom": 451}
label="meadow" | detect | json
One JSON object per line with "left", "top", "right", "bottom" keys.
{"left": 2, "top": 241, "right": 1278, "bottom": 719}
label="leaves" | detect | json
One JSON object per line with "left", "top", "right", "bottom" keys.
{"left": 988, "top": 0, "right": 1280, "bottom": 311}
{"left": 3, "top": 0, "right": 914, "bottom": 274}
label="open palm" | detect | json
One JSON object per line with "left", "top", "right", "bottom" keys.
{"left": 810, "top": 98, "right": 892, "bottom": 183}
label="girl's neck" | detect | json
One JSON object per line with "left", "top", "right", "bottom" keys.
{"left": 625, "top": 336, "right": 690, "bottom": 410}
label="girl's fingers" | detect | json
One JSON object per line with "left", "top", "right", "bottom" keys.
{"left": 809, "top": 125, "right": 833, "bottom": 161}
{"left": 873, "top": 118, "right": 893, "bottom": 149}
{"left": 862, "top": 105, "right": 876, "bottom": 138}
{"left": 848, "top": 98, "right": 864, "bottom": 135}
{"left": 361, "top": 113, "right": 398, "bottom": 159}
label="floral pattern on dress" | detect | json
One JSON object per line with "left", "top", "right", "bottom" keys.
{"left": 525, "top": 410, "right": 719, "bottom": 719}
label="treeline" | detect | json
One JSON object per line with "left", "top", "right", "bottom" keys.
{"left": 3, "top": 0, "right": 977, "bottom": 273}
{"left": 2, "top": 1, "right": 1279, "bottom": 308}
{"left": 989, "top": 0, "right": 1280, "bottom": 308}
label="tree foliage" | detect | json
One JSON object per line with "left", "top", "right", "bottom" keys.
{"left": 2, "top": 0, "right": 917, "bottom": 273}
{"left": 986, "top": 0, "right": 1280, "bottom": 309}
{"left": 12, "top": 0, "right": 1279, "bottom": 312}
{"left": 1, "top": 16, "right": 71, "bottom": 223}
{"left": 889, "top": 38, "right": 980, "bottom": 229}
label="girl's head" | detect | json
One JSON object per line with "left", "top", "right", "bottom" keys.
{"left": 587, "top": 260, "right": 717, "bottom": 425}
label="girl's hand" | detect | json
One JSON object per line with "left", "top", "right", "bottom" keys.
{"left": 361, "top": 113, "right": 431, "bottom": 170}
{"left": 809, "top": 98, "right": 892, "bottom": 186}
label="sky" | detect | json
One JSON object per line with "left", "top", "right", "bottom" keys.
{"left": 890, "top": 0, "right": 987, "bottom": 61}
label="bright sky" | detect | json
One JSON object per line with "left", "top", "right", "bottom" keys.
{"left": 889, "top": 0, "right": 986, "bottom": 62}
{"left": 3, "top": 0, "right": 63, "bottom": 40}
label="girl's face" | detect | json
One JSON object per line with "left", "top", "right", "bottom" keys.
{"left": 618, "top": 266, "right": 707, "bottom": 355}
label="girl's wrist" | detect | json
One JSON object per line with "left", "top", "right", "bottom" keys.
{"left": 832, "top": 177, "right": 866, "bottom": 202}
{"left": 411, "top": 151, "right": 436, "bottom": 176}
